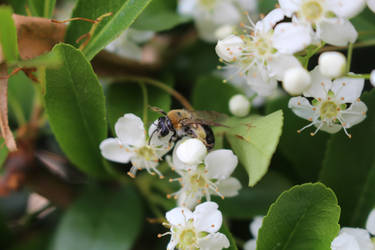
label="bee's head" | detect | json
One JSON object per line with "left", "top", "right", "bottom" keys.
{"left": 157, "top": 116, "right": 174, "bottom": 137}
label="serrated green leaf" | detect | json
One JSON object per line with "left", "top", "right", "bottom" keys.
{"left": 192, "top": 75, "right": 241, "bottom": 115}
{"left": 214, "top": 171, "right": 292, "bottom": 219}
{"left": 266, "top": 96, "right": 329, "bottom": 181}
{"left": 319, "top": 89, "right": 375, "bottom": 227}
{"left": 51, "top": 186, "right": 143, "bottom": 250}
{"left": 0, "top": 6, "right": 19, "bottom": 62}
{"left": 44, "top": 43, "right": 108, "bottom": 178}
{"left": 27, "top": 0, "right": 56, "bottom": 18}
{"left": 217, "top": 110, "right": 283, "bottom": 186}
{"left": 66, "top": 0, "right": 152, "bottom": 60}
{"left": 132, "top": 0, "right": 190, "bottom": 31}
{"left": 257, "top": 183, "right": 340, "bottom": 250}
{"left": 106, "top": 79, "right": 172, "bottom": 132}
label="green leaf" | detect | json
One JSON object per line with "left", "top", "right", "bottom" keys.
{"left": 66, "top": 0, "right": 152, "bottom": 60}
{"left": 44, "top": 43, "right": 108, "bottom": 178}
{"left": 220, "top": 223, "right": 238, "bottom": 250}
{"left": 216, "top": 110, "right": 283, "bottom": 186}
{"left": 7, "top": 0, "right": 28, "bottom": 15}
{"left": 266, "top": 96, "right": 329, "bottom": 181}
{"left": 351, "top": 8, "right": 375, "bottom": 42}
{"left": 51, "top": 186, "right": 143, "bottom": 250}
{"left": 27, "top": 0, "right": 56, "bottom": 18}
{"left": 257, "top": 183, "right": 340, "bottom": 250}
{"left": 132, "top": 0, "right": 190, "bottom": 31}
{"left": 319, "top": 89, "right": 375, "bottom": 227}
{"left": 214, "top": 171, "right": 292, "bottom": 219}
{"left": 0, "top": 6, "right": 19, "bottom": 62}
{"left": 106, "top": 80, "right": 172, "bottom": 132}
{"left": 258, "top": 0, "right": 278, "bottom": 14}
{"left": 192, "top": 75, "right": 241, "bottom": 114}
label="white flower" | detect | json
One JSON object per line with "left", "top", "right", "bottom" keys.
{"left": 176, "top": 138, "right": 207, "bottom": 165}
{"left": 368, "top": 0, "right": 375, "bottom": 13}
{"left": 215, "top": 35, "right": 244, "bottom": 62}
{"left": 229, "top": 94, "right": 251, "bottom": 117}
{"left": 370, "top": 70, "right": 375, "bottom": 87}
{"left": 168, "top": 140, "right": 241, "bottom": 209}
{"left": 216, "top": 9, "right": 306, "bottom": 97}
{"left": 160, "top": 202, "right": 230, "bottom": 250}
{"left": 366, "top": 209, "right": 375, "bottom": 235}
{"left": 278, "top": 0, "right": 363, "bottom": 46}
{"left": 288, "top": 66, "right": 367, "bottom": 137}
{"left": 99, "top": 114, "right": 172, "bottom": 178}
{"left": 244, "top": 216, "right": 264, "bottom": 250}
{"left": 318, "top": 52, "right": 347, "bottom": 78}
{"left": 331, "top": 227, "right": 374, "bottom": 250}
{"left": 282, "top": 67, "right": 312, "bottom": 95}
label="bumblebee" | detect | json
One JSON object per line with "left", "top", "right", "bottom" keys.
{"left": 150, "top": 107, "right": 226, "bottom": 150}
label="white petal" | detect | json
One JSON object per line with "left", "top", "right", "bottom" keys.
{"left": 195, "top": 18, "right": 220, "bottom": 42}
{"left": 243, "top": 239, "right": 257, "bottom": 250}
{"left": 172, "top": 138, "right": 197, "bottom": 170}
{"left": 303, "top": 66, "right": 331, "bottom": 99}
{"left": 198, "top": 232, "right": 230, "bottom": 250}
{"left": 340, "top": 101, "right": 367, "bottom": 128}
{"left": 167, "top": 236, "right": 178, "bottom": 250}
{"left": 99, "top": 138, "right": 133, "bottom": 163}
{"left": 366, "top": 209, "right": 375, "bottom": 235}
{"left": 250, "top": 216, "right": 264, "bottom": 238}
{"left": 115, "top": 114, "right": 145, "bottom": 147}
{"left": 213, "top": 2, "right": 241, "bottom": 25}
{"left": 319, "top": 123, "right": 342, "bottom": 134}
{"left": 268, "top": 54, "right": 302, "bottom": 81}
{"left": 166, "top": 207, "right": 193, "bottom": 226}
{"left": 331, "top": 232, "right": 361, "bottom": 250}
{"left": 177, "top": 0, "right": 197, "bottom": 16}
{"left": 326, "top": 0, "right": 365, "bottom": 18}
{"left": 288, "top": 96, "right": 316, "bottom": 120}
{"left": 215, "top": 177, "right": 242, "bottom": 197}
{"left": 177, "top": 191, "right": 201, "bottom": 210}
{"left": 193, "top": 202, "right": 222, "bottom": 233}
{"left": 340, "top": 227, "right": 374, "bottom": 250}
{"left": 256, "top": 8, "right": 285, "bottom": 32}
{"left": 176, "top": 138, "right": 207, "bottom": 165}
{"left": 237, "top": 0, "right": 258, "bottom": 12}
{"left": 205, "top": 150, "right": 238, "bottom": 180}
{"left": 246, "top": 68, "right": 278, "bottom": 97}
{"left": 368, "top": 0, "right": 375, "bottom": 13}
{"left": 318, "top": 19, "right": 358, "bottom": 46}
{"left": 215, "top": 35, "right": 244, "bottom": 62}
{"left": 332, "top": 77, "right": 364, "bottom": 103}
{"left": 273, "top": 22, "right": 311, "bottom": 54}
{"left": 279, "top": 0, "right": 300, "bottom": 16}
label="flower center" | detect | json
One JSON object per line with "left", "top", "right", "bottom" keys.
{"left": 199, "top": 0, "right": 216, "bottom": 9}
{"left": 136, "top": 146, "right": 157, "bottom": 161}
{"left": 179, "top": 228, "right": 198, "bottom": 248}
{"left": 320, "top": 100, "right": 338, "bottom": 119}
{"left": 301, "top": 0, "right": 323, "bottom": 22}
{"left": 190, "top": 174, "right": 207, "bottom": 189}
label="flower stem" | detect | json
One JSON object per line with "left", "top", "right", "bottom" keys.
{"left": 346, "top": 42, "right": 353, "bottom": 73}
{"left": 345, "top": 73, "right": 370, "bottom": 79}
{"left": 139, "top": 82, "right": 149, "bottom": 127}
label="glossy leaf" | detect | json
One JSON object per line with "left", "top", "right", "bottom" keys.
{"left": 27, "top": 0, "right": 56, "bottom": 18}
{"left": 132, "top": 0, "right": 190, "bottom": 31}
{"left": 66, "top": 0, "right": 152, "bottom": 60}
{"left": 214, "top": 171, "right": 292, "bottom": 219}
{"left": 106, "top": 80, "right": 172, "bottom": 131}
{"left": 266, "top": 96, "right": 329, "bottom": 181}
{"left": 44, "top": 43, "right": 107, "bottom": 178}
{"left": 319, "top": 89, "right": 375, "bottom": 227}
{"left": 351, "top": 8, "right": 375, "bottom": 42}
{"left": 51, "top": 186, "right": 143, "bottom": 250}
{"left": 216, "top": 110, "right": 283, "bottom": 186}
{"left": 0, "top": 6, "right": 19, "bottom": 62}
{"left": 257, "top": 183, "right": 340, "bottom": 250}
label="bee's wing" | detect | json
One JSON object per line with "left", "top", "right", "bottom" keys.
{"left": 182, "top": 110, "right": 230, "bottom": 127}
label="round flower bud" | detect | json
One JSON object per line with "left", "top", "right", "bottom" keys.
{"left": 176, "top": 138, "right": 207, "bottom": 165}
{"left": 215, "top": 35, "right": 244, "bottom": 62}
{"left": 282, "top": 67, "right": 311, "bottom": 95}
{"left": 229, "top": 94, "right": 251, "bottom": 117}
{"left": 370, "top": 69, "right": 375, "bottom": 87}
{"left": 318, "top": 52, "right": 347, "bottom": 78}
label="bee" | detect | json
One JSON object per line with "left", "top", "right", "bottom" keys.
{"left": 150, "top": 107, "right": 228, "bottom": 150}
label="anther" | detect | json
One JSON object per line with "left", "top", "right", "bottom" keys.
{"left": 127, "top": 172, "right": 136, "bottom": 178}
{"left": 310, "top": 132, "right": 315, "bottom": 136}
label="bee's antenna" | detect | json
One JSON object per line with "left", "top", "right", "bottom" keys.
{"left": 148, "top": 127, "right": 158, "bottom": 145}
{"left": 149, "top": 106, "right": 167, "bottom": 115}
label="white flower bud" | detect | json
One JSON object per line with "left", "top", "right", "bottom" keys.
{"left": 229, "top": 94, "right": 251, "bottom": 117}
{"left": 282, "top": 67, "right": 311, "bottom": 95}
{"left": 370, "top": 69, "right": 375, "bottom": 87}
{"left": 215, "top": 25, "right": 235, "bottom": 40}
{"left": 176, "top": 138, "right": 207, "bottom": 165}
{"left": 366, "top": 209, "right": 375, "bottom": 235}
{"left": 215, "top": 35, "right": 244, "bottom": 62}
{"left": 318, "top": 52, "right": 347, "bottom": 78}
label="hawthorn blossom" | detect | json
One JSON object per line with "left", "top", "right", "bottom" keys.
{"left": 331, "top": 228, "right": 374, "bottom": 250}
{"left": 159, "top": 201, "right": 230, "bottom": 250}
{"left": 244, "top": 216, "right": 264, "bottom": 250}
{"left": 178, "top": 0, "right": 257, "bottom": 42}
{"left": 167, "top": 139, "right": 241, "bottom": 209}
{"left": 216, "top": 9, "right": 309, "bottom": 96}
{"left": 366, "top": 209, "right": 375, "bottom": 235}
{"left": 99, "top": 113, "right": 172, "bottom": 178}
{"left": 278, "top": 0, "right": 363, "bottom": 46}
{"left": 288, "top": 66, "right": 367, "bottom": 137}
